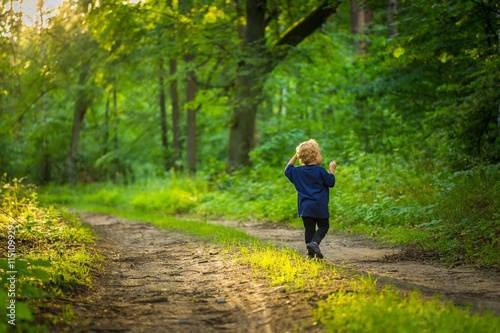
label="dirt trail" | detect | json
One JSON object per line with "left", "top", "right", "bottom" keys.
{"left": 66, "top": 213, "right": 323, "bottom": 333}
{"left": 208, "top": 219, "right": 500, "bottom": 315}
{"left": 66, "top": 212, "right": 499, "bottom": 332}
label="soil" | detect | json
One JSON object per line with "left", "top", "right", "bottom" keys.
{"left": 64, "top": 212, "right": 500, "bottom": 333}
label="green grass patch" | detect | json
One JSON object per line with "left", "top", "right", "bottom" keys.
{"left": 63, "top": 202, "right": 258, "bottom": 245}
{"left": 315, "top": 278, "right": 499, "bottom": 333}
{"left": 237, "top": 242, "right": 344, "bottom": 291}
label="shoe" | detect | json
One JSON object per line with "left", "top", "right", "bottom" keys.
{"left": 307, "top": 242, "right": 324, "bottom": 259}
{"left": 307, "top": 253, "right": 315, "bottom": 259}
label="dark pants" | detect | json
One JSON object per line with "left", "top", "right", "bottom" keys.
{"left": 302, "top": 217, "right": 329, "bottom": 248}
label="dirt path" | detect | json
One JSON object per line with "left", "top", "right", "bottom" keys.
{"left": 208, "top": 219, "right": 500, "bottom": 315}
{"left": 66, "top": 213, "right": 324, "bottom": 333}
{"left": 66, "top": 212, "right": 499, "bottom": 332}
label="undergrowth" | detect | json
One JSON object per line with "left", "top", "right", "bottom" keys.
{"left": 42, "top": 159, "right": 500, "bottom": 267}
{"left": 0, "top": 176, "right": 98, "bottom": 332}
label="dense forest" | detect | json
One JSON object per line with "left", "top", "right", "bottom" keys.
{"left": 1, "top": 0, "right": 498, "bottom": 183}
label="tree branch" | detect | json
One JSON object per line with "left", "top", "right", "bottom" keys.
{"left": 275, "top": 0, "right": 341, "bottom": 48}
{"left": 470, "top": 0, "right": 500, "bottom": 16}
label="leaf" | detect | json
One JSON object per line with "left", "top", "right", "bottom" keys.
{"left": 30, "top": 268, "right": 51, "bottom": 282}
{"left": 20, "top": 284, "right": 46, "bottom": 299}
{"left": 27, "top": 259, "right": 52, "bottom": 268}
{"left": 15, "top": 302, "right": 34, "bottom": 321}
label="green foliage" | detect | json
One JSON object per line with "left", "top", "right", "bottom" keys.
{"left": 1, "top": 0, "right": 498, "bottom": 184}
{"left": 0, "top": 176, "right": 97, "bottom": 332}
{"left": 419, "top": 165, "right": 500, "bottom": 266}
{"left": 367, "top": 0, "right": 500, "bottom": 167}
{"left": 195, "top": 167, "right": 297, "bottom": 221}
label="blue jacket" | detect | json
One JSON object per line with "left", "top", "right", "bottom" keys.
{"left": 284, "top": 164, "right": 335, "bottom": 218}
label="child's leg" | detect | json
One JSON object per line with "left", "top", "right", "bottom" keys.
{"left": 302, "top": 217, "right": 316, "bottom": 246}
{"left": 312, "top": 218, "right": 329, "bottom": 245}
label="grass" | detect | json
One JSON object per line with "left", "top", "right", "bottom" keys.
{"left": 315, "top": 279, "right": 500, "bottom": 333}
{"left": 0, "top": 177, "right": 99, "bottom": 333}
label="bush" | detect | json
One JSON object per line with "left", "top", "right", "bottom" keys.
{"left": 420, "top": 165, "right": 500, "bottom": 266}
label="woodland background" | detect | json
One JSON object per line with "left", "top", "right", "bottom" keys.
{"left": 1, "top": 0, "right": 499, "bottom": 265}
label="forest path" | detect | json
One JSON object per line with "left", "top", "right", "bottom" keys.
{"left": 67, "top": 212, "right": 323, "bottom": 333}
{"left": 68, "top": 212, "right": 500, "bottom": 332}
{"left": 207, "top": 219, "right": 500, "bottom": 316}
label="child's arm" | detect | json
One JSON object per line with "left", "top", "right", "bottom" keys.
{"left": 287, "top": 154, "right": 298, "bottom": 165}
{"left": 329, "top": 160, "right": 337, "bottom": 174}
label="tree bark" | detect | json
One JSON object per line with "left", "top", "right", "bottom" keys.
{"left": 68, "top": 62, "right": 91, "bottom": 186}
{"left": 226, "top": 0, "right": 339, "bottom": 172}
{"left": 40, "top": 91, "right": 51, "bottom": 184}
{"left": 158, "top": 57, "right": 169, "bottom": 171}
{"left": 112, "top": 83, "right": 119, "bottom": 183}
{"left": 388, "top": 0, "right": 398, "bottom": 38}
{"left": 169, "top": 59, "right": 182, "bottom": 170}
{"left": 186, "top": 54, "right": 197, "bottom": 174}
{"left": 275, "top": 1, "right": 339, "bottom": 48}
{"left": 226, "top": 0, "right": 266, "bottom": 172}
{"left": 350, "top": 0, "right": 366, "bottom": 52}
{"left": 103, "top": 95, "right": 110, "bottom": 180}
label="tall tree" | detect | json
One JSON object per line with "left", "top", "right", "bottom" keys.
{"left": 66, "top": 0, "right": 101, "bottom": 185}
{"left": 226, "top": 0, "right": 340, "bottom": 172}
{"left": 158, "top": 56, "right": 170, "bottom": 172}
{"left": 170, "top": 58, "right": 182, "bottom": 170}
{"left": 68, "top": 59, "right": 92, "bottom": 185}
{"left": 186, "top": 54, "right": 198, "bottom": 174}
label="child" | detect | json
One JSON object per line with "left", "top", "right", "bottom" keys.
{"left": 284, "top": 139, "right": 337, "bottom": 259}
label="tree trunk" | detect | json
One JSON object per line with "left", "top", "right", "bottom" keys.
{"left": 186, "top": 54, "right": 197, "bottom": 174}
{"left": 68, "top": 63, "right": 91, "bottom": 186}
{"left": 350, "top": 0, "right": 366, "bottom": 52}
{"left": 497, "top": 15, "right": 500, "bottom": 132}
{"left": 226, "top": 0, "right": 266, "bottom": 172}
{"left": 226, "top": 0, "right": 339, "bottom": 172}
{"left": 158, "top": 57, "right": 169, "bottom": 171}
{"left": 40, "top": 92, "right": 51, "bottom": 183}
{"left": 38, "top": 4, "right": 50, "bottom": 184}
{"left": 388, "top": 0, "right": 398, "bottom": 38}
{"left": 170, "top": 58, "right": 182, "bottom": 170}
{"left": 103, "top": 96, "right": 110, "bottom": 180}
{"left": 112, "top": 83, "right": 119, "bottom": 183}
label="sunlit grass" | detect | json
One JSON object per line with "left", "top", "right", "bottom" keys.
{"left": 315, "top": 279, "right": 500, "bottom": 333}
{"left": 237, "top": 243, "right": 344, "bottom": 291}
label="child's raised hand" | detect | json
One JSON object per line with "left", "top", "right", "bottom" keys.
{"left": 329, "top": 160, "right": 337, "bottom": 172}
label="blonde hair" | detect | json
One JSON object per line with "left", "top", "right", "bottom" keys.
{"left": 296, "top": 139, "right": 320, "bottom": 165}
